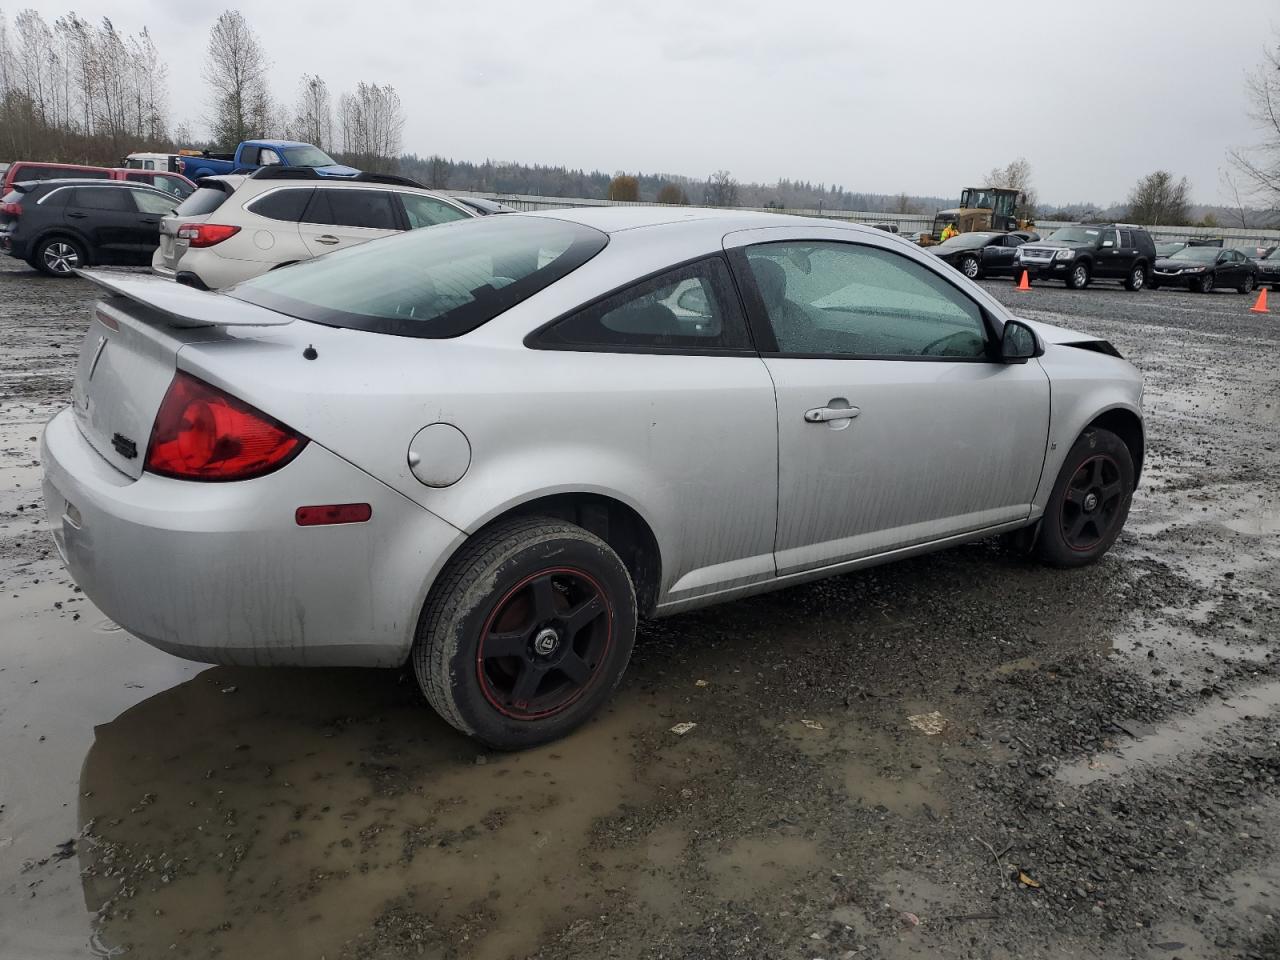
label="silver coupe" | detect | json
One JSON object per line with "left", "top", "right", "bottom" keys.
{"left": 42, "top": 207, "right": 1144, "bottom": 748}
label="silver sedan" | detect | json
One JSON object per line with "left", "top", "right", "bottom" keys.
{"left": 42, "top": 207, "right": 1144, "bottom": 748}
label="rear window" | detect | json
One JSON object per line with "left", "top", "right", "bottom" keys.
{"left": 174, "top": 186, "right": 230, "bottom": 216}
{"left": 250, "top": 188, "right": 312, "bottom": 222}
{"left": 229, "top": 216, "right": 608, "bottom": 339}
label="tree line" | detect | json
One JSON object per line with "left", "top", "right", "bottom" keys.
{"left": 0, "top": 7, "right": 404, "bottom": 170}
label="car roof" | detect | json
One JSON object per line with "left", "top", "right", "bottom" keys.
{"left": 19, "top": 177, "right": 166, "bottom": 190}
{"left": 519, "top": 204, "right": 870, "bottom": 236}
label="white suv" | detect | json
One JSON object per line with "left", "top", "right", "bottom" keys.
{"left": 152, "top": 168, "right": 476, "bottom": 289}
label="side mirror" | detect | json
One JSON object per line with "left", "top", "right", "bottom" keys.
{"left": 1001, "top": 319, "right": 1040, "bottom": 363}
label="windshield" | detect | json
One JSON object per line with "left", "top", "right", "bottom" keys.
{"left": 1265, "top": 248, "right": 1280, "bottom": 261}
{"left": 1047, "top": 227, "right": 1101, "bottom": 245}
{"left": 229, "top": 216, "right": 608, "bottom": 338}
{"left": 281, "top": 145, "right": 339, "bottom": 167}
{"left": 1169, "top": 247, "right": 1219, "bottom": 262}
{"left": 1155, "top": 242, "right": 1185, "bottom": 256}
{"left": 936, "top": 233, "right": 993, "bottom": 250}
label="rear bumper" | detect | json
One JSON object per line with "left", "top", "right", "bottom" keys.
{"left": 40, "top": 408, "right": 465, "bottom": 667}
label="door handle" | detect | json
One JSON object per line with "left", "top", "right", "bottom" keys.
{"left": 314, "top": 235, "right": 340, "bottom": 245}
{"left": 804, "top": 405, "right": 861, "bottom": 423}
{"left": 67, "top": 212, "right": 87, "bottom": 219}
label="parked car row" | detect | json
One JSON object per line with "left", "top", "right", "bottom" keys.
{"left": 1, "top": 160, "right": 195, "bottom": 199}
{"left": 0, "top": 165, "right": 496, "bottom": 279}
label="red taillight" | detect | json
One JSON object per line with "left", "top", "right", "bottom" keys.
{"left": 0, "top": 202, "right": 21, "bottom": 217}
{"left": 145, "top": 372, "right": 307, "bottom": 481}
{"left": 177, "top": 223, "right": 240, "bottom": 247}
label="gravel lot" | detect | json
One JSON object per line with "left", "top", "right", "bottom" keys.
{"left": 0, "top": 258, "right": 1277, "bottom": 960}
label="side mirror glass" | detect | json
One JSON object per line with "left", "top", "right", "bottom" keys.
{"left": 1001, "top": 319, "right": 1039, "bottom": 363}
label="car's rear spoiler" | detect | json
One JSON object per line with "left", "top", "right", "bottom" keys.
{"left": 76, "top": 270, "right": 294, "bottom": 328}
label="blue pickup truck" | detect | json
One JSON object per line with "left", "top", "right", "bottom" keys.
{"left": 178, "top": 140, "right": 359, "bottom": 181}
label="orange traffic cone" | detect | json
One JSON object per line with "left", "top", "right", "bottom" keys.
{"left": 1016, "top": 270, "right": 1031, "bottom": 292}
{"left": 1251, "top": 287, "right": 1269, "bottom": 314}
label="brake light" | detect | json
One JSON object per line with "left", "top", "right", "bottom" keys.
{"left": 0, "top": 202, "right": 20, "bottom": 217}
{"left": 177, "top": 223, "right": 240, "bottom": 247}
{"left": 145, "top": 372, "right": 307, "bottom": 481}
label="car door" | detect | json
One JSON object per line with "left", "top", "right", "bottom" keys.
{"left": 725, "top": 226, "right": 1050, "bottom": 576}
{"left": 531, "top": 256, "right": 779, "bottom": 608}
{"left": 298, "top": 188, "right": 401, "bottom": 256}
{"left": 1093, "top": 228, "right": 1123, "bottom": 278}
{"left": 127, "top": 188, "right": 177, "bottom": 262}
{"left": 65, "top": 186, "right": 141, "bottom": 263}
{"left": 983, "top": 235, "right": 1019, "bottom": 275}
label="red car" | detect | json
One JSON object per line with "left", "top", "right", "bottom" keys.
{"left": 1, "top": 161, "right": 194, "bottom": 200}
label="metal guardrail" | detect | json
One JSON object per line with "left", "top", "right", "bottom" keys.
{"left": 444, "top": 190, "right": 1280, "bottom": 250}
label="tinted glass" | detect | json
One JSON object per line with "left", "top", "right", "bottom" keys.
{"left": 125, "top": 172, "right": 149, "bottom": 183}
{"left": 400, "top": 193, "right": 471, "bottom": 229}
{"left": 1005, "top": 235, "right": 1026, "bottom": 247}
{"left": 73, "top": 187, "right": 135, "bottom": 212}
{"left": 1170, "top": 247, "right": 1218, "bottom": 262}
{"left": 131, "top": 190, "right": 176, "bottom": 215}
{"left": 282, "top": 145, "right": 337, "bottom": 167}
{"left": 542, "top": 258, "right": 750, "bottom": 350}
{"left": 745, "top": 241, "right": 987, "bottom": 359}
{"left": 1047, "top": 227, "right": 1101, "bottom": 244}
{"left": 174, "top": 186, "right": 229, "bottom": 216}
{"left": 230, "top": 216, "right": 608, "bottom": 339}
{"left": 1119, "top": 230, "right": 1133, "bottom": 247}
{"left": 155, "top": 174, "right": 193, "bottom": 198}
{"left": 304, "top": 189, "right": 398, "bottom": 230}
{"left": 252, "top": 188, "right": 313, "bottom": 222}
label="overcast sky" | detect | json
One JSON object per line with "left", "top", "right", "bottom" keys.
{"left": 61, "top": 0, "right": 1278, "bottom": 206}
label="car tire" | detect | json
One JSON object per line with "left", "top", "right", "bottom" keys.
{"left": 1123, "top": 263, "right": 1147, "bottom": 291}
{"left": 34, "top": 235, "right": 87, "bottom": 277}
{"left": 1065, "top": 261, "right": 1091, "bottom": 289}
{"left": 1195, "top": 273, "right": 1215, "bottom": 294}
{"left": 412, "top": 517, "right": 637, "bottom": 750}
{"left": 959, "top": 255, "right": 981, "bottom": 280}
{"left": 1239, "top": 273, "right": 1256, "bottom": 295}
{"left": 1036, "top": 428, "right": 1135, "bottom": 569}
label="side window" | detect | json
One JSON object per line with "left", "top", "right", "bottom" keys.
{"left": 540, "top": 257, "right": 751, "bottom": 351}
{"left": 399, "top": 193, "right": 471, "bottom": 229}
{"left": 73, "top": 187, "right": 135, "bottom": 212}
{"left": 125, "top": 172, "right": 149, "bottom": 183}
{"left": 131, "top": 190, "right": 176, "bottom": 215}
{"left": 1099, "top": 229, "right": 1118, "bottom": 248}
{"left": 252, "top": 188, "right": 313, "bottom": 222}
{"left": 1119, "top": 229, "right": 1133, "bottom": 247}
{"left": 157, "top": 174, "right": 192, "bottom": 198}
{"left": 1006, "top": 235, "right": 1026, "bottom": 248}
{"left": 144, "top": 160, "right": 156, "bottom": 170}
{"left": 305, "top": 189, "right": 398, "bottom": 230}
{"left": 258, "top": 148, "right": 283, "bottom": 166}
{"left": 744, "top": 241, "right": 987, "bottom": 359}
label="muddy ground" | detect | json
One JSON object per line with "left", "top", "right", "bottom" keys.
{"left": 1, "top": 257, "right": 1277, "bottom": 960}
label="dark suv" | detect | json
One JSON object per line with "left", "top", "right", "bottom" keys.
{"left": 0, "top": 178, "right": 177, "bottom": 276}
{"left": 1013, "top": 224, "right": 1157, "bottom": 291}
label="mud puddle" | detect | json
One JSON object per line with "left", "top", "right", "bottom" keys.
{"left": 1058, "top": 677, "right": 1280, "bottom": 786}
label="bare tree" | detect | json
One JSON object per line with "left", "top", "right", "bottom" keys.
{"left": 1127, "top": 171, "right": 1191, "bottom": 225}
{"left": 703, "top": 169, "right": 739, "bottom": 207}
{"left": 203, "top": 10, "right": 272, "bottom": 145}
{"left": 1219, "top": 169, "right": 1251, "bottom": 228}
{"left": 288, "top": 74, "right": 331, "bottom": 149}
{"left": 1229, "top": 30, "right": 1280, "bottom": 215}
{"left": 983, "top": 157, "right": 1038, "bottom": 218}
{"left": 338, "top": 82, "right": 404, "bottom": 171}
{"left": 608, "top": 174, "right": 639, "bottom": 201}
{"left": 656, "top": 183, "right": 689, "bottom": 205}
